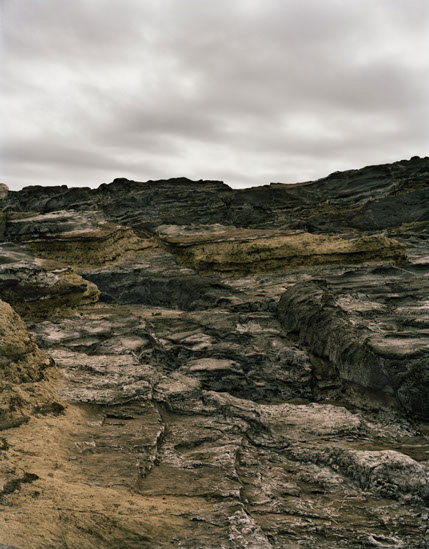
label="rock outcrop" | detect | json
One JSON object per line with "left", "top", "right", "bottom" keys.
{"left": 0, "top": 185, "right": 9, "bottom": 242}
{"left": 0, "top": 243, "right": 99, "bottom": 317}
{"left": 278, "top": 269, "right": 429, "bottom": 418}
{"left": 5, "top": 210, "right": 153, "bottom": 267}
{"left": 0, "top": 299, "right": 56, "bottom": 428}
{"left": 0, "top": 156, "right": 428, "bottom": 548}
{"left": 82, "top": 249, "right": 234, "bottom": 310}
{"left": 158, "top": 224, "right": 407, "bottom": 273}
{"left": 2, "top": 156, "right": 428, "bottom": 233}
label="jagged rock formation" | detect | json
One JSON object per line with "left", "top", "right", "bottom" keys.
{"left": 82, "top": 249, "right": 234, "bottom": 310}
{"left": 278, "top": 268, "right": 429, "bottom": 418}
{"left": 0, "top": 157, "right": 428, "bottom": 548}
{"left": 2, "top": 156, "right": 428, "bottom": 233}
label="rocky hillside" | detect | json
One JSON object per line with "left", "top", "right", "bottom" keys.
{"left": 0, "top": 156, "right": 428, "bottom": 548}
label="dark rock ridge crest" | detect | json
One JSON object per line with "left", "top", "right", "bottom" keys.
{"left": 2, "top": 156, "right": 428, "bottom": 234}
{"left": 0, "top": 156, "right": 428, "bottom": 548}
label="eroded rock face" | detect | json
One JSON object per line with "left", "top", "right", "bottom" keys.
{"left": 9, "top": 302, "right": 425, "bottom": 547}
{"left": 277, "top": 257, "right": 429, "bottom": 418}
{"left": 0, "top": 185, "right": 8, "bottom": 241}
{"left": 0, "top": 242, "right": 99, "bottom": 317}
{"left": 2, "top": 156, "right": 428, "bottom": 233}
{"left": 5, "top": 210, "right": 153, "bottom": 267}
{"left": 0, "top": 299, "right": 56, "bottom": 427}
{"left": 0, "top": 300, "right": 50, "bottom": 384}
{"left": 158, "top": 224, "right": 407, "bottom": 273}
{"left": 82, "top": 249, "right": 235, "bottom": 310}
{"left": 0, "top": 157, "right": 428, "bottom": 548}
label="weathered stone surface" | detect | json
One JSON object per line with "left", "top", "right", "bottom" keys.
{"left": 2, "top": 156, "right": 428, "bottom": 233}
{"left": 158, "top": 224, "right": 407, "bottom": 273}
{"left": 277, "top": 254, "right": 429, "bottom": 418}
{"left": 83, "top": 249, "right": 235, "bottom": 310}
{"left": 0, "top": 300, "right": 50, "bottom": 383}
{"left": 0, "top": 185, "right": 10, "bottom": 241}
{"left": 0, "top": 242, "right": 99, "bottom": 317}
{"left": 3, "top": 300, "right": 429, "bottom": 547}
{"left": 0, "top": 299, "right": 56, "bottom": 429}
{"left": 1, "top": 157, "right": 429, "bottom": 548}
{"left": 0, "top": 183, "right": 8, "bottom": 201}
{"left": 0, "top": 214, "right": 6, "bottom": 242}
{"left": 5, "top": 210, "right": 152, "bottom": 266}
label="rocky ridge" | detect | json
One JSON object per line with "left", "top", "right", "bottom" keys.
{"left": 0, "top": 156, "right": 428, "bottom": 548}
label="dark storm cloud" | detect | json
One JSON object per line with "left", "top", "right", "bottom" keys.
{"left": 1, "top": 0, "right": 428, "bottom": 190}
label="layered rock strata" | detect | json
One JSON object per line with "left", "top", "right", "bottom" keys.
{"left": 278, "top": 269, "right": 429, "bottom": 418}
{"left": 5, "top": 210, "right": 152, "bottom": 267}
{"left": 0, "top": 157, "right": 428, "bottom": 548}
{"left": 158, "top": 224, "right": 407, "bottom": 273}
{"left": 0, "top": 243, "right": 99, "bottom": 317}
{"left": 2, "top": 156, "right": 428, "bottom": 233}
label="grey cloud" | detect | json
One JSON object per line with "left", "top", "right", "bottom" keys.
{"left": 1, "top": 0, "right": 428, "bottom": 190}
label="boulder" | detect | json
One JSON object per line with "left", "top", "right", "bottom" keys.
{"left": 0, "top": 183, "right": 8, "bottom": 200}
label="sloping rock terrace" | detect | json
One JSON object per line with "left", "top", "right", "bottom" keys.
{"left": 0, "top": 156, "right": 428, "bottom": 548}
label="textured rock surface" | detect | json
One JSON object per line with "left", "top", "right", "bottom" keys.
{"left": 2, "top": 156, "right": 428, "bottom": 233}
{"left": 83, "top": 249, "right": 234, "bottom": 310}
{"left": 0, "top": 299, "right": 56, "bottom": 429}
{"left": 0, "top": 184, "right": 8, "bottom": 201}
{"left": 158, "top": 224, "right": 407, "bottom": 273}
{"left": 0, "top": 156, "right": 428, "bottom": 548}
{"left": 5, "top": 210, "right": 152, "bottom": 266}
{"left": 0, "top": 242, "right": 99, "bottom": 317}
{"left": 0, "top": 184, "right": 8, "bottom": 241}
{"left": 278, "top": 252, "right": 429, "bottom": 418}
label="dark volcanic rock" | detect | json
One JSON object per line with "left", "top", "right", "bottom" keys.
{"left": 83, "top": 249, "right": 234, "bottom": 311}
{"left": 278, "top": 255, "right": 429, "bottom": 418}
{"left": 0, "top": 242, "right": 99, "bottom": 317}
{"left": 1, "top": 178, "right": 232, "bottom": 234}
{"left": 3, "top": 157, "right": 428, "bottom": 234}
{"left": 1, "top": 157, "right": 429, "bottom": 549}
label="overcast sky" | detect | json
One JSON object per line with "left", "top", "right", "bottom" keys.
{"left": 1, "top": 0, "right": 428, "bottom": 191}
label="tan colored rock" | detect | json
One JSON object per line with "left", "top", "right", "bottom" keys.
{"left": 158, "top": 225, "right": 407, "bottom": 274}
{"left": 6, "top": 210, "right": 154, "bottom": 267}
{"left": 3, "top": 268, "right": 100, "bottom": 319}
{"left": 0, "top": 182, "right": 8, "bottom": 200}
{"left": 0, "top": 299, "right": 56, "bottom": 427}
{"left": 0, "top": 243, "right": 100, "bottom": 318}
{"left": 28, "top": 225, "right": 153, "bottom": 267}
{"left": 0, "top": 299, "right": 50, "bottom": 383}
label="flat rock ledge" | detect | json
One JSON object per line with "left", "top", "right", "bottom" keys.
{"left": 158, "top": 225, "right": 407, "bottom": 274}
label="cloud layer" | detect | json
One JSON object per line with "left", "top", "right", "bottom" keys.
{"left": 2, "top": 0, "right": 429, "bottom": 190}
